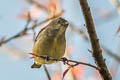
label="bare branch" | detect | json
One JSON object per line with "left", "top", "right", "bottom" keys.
{"left": 30, "top": 53, "right": 99, "bottom": 70}
{"left": 102, "top": 45, "right": 120, "bottom": 62}
{"left": 43, "top": 65, "right": 51, "bottom": 80}
{"left": 78, "top": 0, "right": 112, "bottom": 80}
{"left": 0, "top": 16, "right": 59, "bottom": 46}
{"left": 70, "top": 24, "right": 120, "bottom": 62}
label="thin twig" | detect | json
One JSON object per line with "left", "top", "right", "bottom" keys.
{"left": 69, "top": 23, "right": 88, "bottom": 41}
{"left": 67, "top": 59, "right": 99, "bottom": 70}
{"left": 30, "top": 53, "right": 99, "bottom": 70}
{"left": 78, "top": 0, "right": 112, "bottom": 80}
{"left": 27, "top": 0, "right": 47, "bottom": 11}
{"left": 102, "top": 45, "right": 120, "bottom": 62}
{"left": 0, "top": 20, "right": 30, "bottom": 46}
{"left": 30, "top": 53, "right": 99, "bottom": 80}
{"left": 70, "top": 24, "right": 120, "bottom": 62}
{"left": 43, "top": 65, "right": 51, "bottom": 80}
{"left": 0, "top": 16, "right": 58, "bottom": 46}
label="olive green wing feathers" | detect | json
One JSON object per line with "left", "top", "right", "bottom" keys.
{"left": 34, "top": 27, "right": 46, "bottom": 42}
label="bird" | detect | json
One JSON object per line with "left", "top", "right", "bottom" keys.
{"left": 31, "top": 17, "right": 69, "bottom": 68}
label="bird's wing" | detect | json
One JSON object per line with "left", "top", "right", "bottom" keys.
{"left": 34, "top": 27, "right": 46, "bottom": 43}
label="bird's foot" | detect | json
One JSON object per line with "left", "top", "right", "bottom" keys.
{"left": 42, "top": 55, "right": 50, "bottom": 62}
{"left": 61, "top": 57, "right": 69, "bottom": 65}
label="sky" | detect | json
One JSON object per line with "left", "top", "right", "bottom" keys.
{"left": 0, "top": 0, "right": 120, "bottom": 80}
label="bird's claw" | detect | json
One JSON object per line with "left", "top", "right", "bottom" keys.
{"left": 61, "top": 57, "right": 68, "bottom": 65}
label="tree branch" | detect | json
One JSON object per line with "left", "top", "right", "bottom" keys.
{"left": 78, "top": 0, "right": 112, "bottom": 80}
{"left": 43, "top": 65, "right": 51, "bottom": 80}
{"left": 0, "top": 16, "right": 58, "bottom": 46}
{"left": 70, "top": 24, "right": 120, "bottom": 63}
{"left": 30, "top": 53, "right": 99, "bottom": 70}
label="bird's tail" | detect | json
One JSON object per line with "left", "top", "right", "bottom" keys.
{"left": 31, "top": 63, "right": 41, "bottom": 68}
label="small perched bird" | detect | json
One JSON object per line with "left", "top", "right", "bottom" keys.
{"left": 31, "top": 17, "right": 69, "bottom": 68}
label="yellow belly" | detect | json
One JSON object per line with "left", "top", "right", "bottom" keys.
{"left": 32, "top": 37, "right": 66, "bottom": 65}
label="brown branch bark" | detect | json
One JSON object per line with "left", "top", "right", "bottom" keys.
{"left": 78, "top": 0, "right": 112, "bottom": 80}
{"left": 30, "top": 53, "right": 99, "bottom": 70}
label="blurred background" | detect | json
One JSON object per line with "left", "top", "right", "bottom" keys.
{"left": 0, "top": 0, "right": 120, "bottom": 80}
